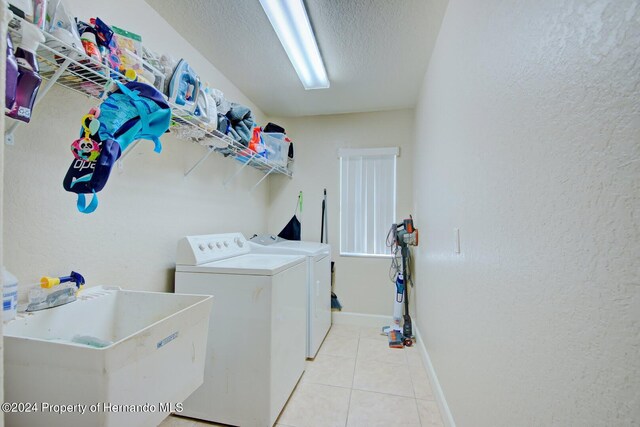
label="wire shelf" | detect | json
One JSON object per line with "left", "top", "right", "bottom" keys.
{"left": 6, "top": 16, "right": 293, "bottom": 179}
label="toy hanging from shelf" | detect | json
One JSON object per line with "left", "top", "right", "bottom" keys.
{"left": 62, "top": 81, "right": 172, "bottom": 213}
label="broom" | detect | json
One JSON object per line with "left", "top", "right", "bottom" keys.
{"left": 322, "top": 189, "right": 342, "bottom": 310}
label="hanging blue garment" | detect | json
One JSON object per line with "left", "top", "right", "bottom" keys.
{"left": 63, "top": 81, "right": 172, "bottom": 213}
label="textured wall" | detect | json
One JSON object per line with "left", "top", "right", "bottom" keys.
{"left": 413, "top": 0, "right": 640, "bottom": 425}
{"left": 0, "top": 0, "right": 7, "bottom": 420}
{"left": 2, "top": 0, "right": 270, "bottom": 297}
{"left": 267, "top": 110, "right": 415, "bottom": 315}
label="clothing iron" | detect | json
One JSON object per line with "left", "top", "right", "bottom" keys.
{"left": 25, "top": 271, "right": 85, "bottom": 312}
{"left": 168, "top": 59, "right": 200, "bottom": 113}
{"left": 194, "top": 85, "right": 212, "bottom": 124}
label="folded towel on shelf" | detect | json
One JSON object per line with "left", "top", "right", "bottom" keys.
{"left": 213, "top": 114, "right": 233, "bottom": 156}
{"left": 217, "top": 113, "right": 230, "bottom": 134}
{"left": 225, "top": 103, "right": 255, "bottom": 147}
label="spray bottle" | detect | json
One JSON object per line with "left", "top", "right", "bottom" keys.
{"left": 7, "top": 22, "right": 45, "bottom": 123}
{"left": 25, "top": 271, "right": 85, "bottom": 312}
{"left": 2, "top": 267, "right": 19, "bottom": 322}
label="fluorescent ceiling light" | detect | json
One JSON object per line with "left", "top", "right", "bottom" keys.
{"left": 259, "top": 0, "right": 330, "bottom": 90}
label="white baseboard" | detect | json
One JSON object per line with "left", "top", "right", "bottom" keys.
{"left": 331, "top": 311, "right": 392, "bottom": 328}
{"left": 414, "top": 325, "right": 456, "bottom": 427}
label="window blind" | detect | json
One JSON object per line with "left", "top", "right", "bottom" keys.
{"left": 339, "top": 147, "right": 398, "bottom": 256}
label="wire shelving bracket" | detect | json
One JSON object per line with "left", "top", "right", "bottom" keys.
{"left": 250, "top": 165, "right": 277, "bottom": 193}
{"left": 184, "top": 147, "right": 216, "bottom": 178}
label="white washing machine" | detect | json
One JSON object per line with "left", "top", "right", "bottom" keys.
{"left": 249, "top": 235, "right": 332, "bottom": 358}
{"left": 175, "top": 233, "right": 306, "bottom": 427}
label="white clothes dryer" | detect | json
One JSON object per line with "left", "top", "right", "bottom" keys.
{"left": 249, "top": 235, "right": 331, "bottom": 358}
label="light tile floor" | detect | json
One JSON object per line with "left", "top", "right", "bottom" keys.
{"left": 159, "top": 324, "right": 444, "bottom": 427}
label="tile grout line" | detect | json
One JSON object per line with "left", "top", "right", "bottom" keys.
{"left": 349, "top": 387, "right": 417, "bottom": 400}
{"left": 347, "top": 387, "right": 421, "bottom": 400}
{"left": 407, "top": 344, "right": 433, "bottom": 427}
{"left": 302, "top": 381, "right": 355, "bottom": 391}
{"left": 345, "top": 384, "right": 354, "bottom": 427}
{"left": 344, "top": 327, "right": 363, "bottom": 427}
{"left": 415, "top": 396, "right": 438, "bottom": 402}
{"left": 404, "top": 340, "right": 424, "bottom": 426}
{"left": 407, "top": 348, "right": 418, "bottom": 399}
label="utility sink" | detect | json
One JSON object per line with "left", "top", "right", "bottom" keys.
{"left": 4, "top": 286, "right": 213, "bottom": 427}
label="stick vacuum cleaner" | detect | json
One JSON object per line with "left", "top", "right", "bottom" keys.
{"left": 387, "top": 216, "right": 419, "bottom": 347}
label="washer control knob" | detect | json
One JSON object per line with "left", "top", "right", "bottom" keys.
{"left": 234, "top": 237, "right": 244, "bottom": 247}
{"left": 223, "top": 241, "right": 229, "bottom": 247}
{"left": 208, "top": 243, "right": 215, "bottom": 250}
{"left": 216, "top": 242, "right": 222, "bottom": 249}
{"left": 198, "top": 244, "right": 205, "bottom": 251}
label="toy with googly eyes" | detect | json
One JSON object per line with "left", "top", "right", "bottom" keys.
{"left": 71, "top": 110, "right": 102, "bottom": 161}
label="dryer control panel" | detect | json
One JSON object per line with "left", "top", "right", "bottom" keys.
{"left": 176, "top": 233, "right": 249, "bottom": 265}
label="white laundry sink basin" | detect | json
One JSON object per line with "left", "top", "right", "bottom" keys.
{"left": 3, "top": 286, "right": 213, "bottom": 427}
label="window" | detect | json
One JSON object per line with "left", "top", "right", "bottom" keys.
{"left": 339, "top": 147, "right": 398, "bottom": 257}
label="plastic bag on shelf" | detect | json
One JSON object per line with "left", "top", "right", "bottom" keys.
{"left": 111, "top": 25, "right": 143, "bottom": 74}
{"left": 210, "top": 87, "right": 230, "bottom": 115}
{"left": 45, "top": 0, "right": 84, "bottom": 57}
{"left": 142, "top": 46, "right": 167, "bottom": 92}
{"left": 159, "top": 54, "right": 178, "bottom": 96}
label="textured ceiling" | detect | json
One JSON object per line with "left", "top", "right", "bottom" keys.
{"left": 146, "top": 0, "right": 446, "bottom": 117}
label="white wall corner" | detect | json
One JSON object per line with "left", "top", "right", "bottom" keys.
{"left": 414, "top": 325, "right": 456, "bottom": 427}
{"left": 331, "top": 311, "right": 392, "bottom": 329}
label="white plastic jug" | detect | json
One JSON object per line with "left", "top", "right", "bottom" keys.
{"left": 2, "top": 267, "right": 18, "bottom": 322}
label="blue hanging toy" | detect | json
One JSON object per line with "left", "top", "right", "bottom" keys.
{"left": 63, "top": 81, "right": 171, "bottom": 213}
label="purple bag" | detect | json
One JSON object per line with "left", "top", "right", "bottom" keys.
{"left": 5, "top": 33, "right": 18, "bottom": 110}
